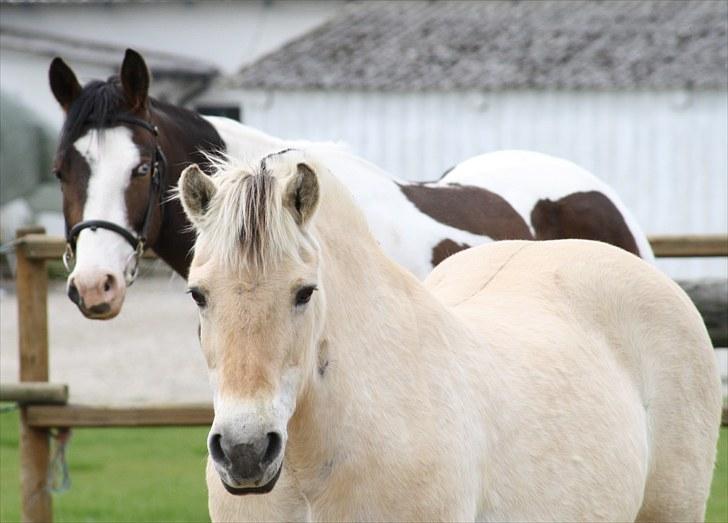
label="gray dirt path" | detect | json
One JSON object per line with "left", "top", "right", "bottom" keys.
{"left": 1, "top": 275, "right": 726, "bottom": 405}
{"left": 0, "top": 275, "right": 210, "bottom": 405}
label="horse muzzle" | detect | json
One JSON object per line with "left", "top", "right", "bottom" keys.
{"left": 208, "top": 427, "right": 285, "bottom": 495}
{"left": 67, "top": 268, "right": 126, "bottom": 319}
{"left": 220, "top": 463, "right": 283, "bottom": 496}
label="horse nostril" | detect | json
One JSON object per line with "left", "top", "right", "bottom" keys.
{"left": 67, "top": 280, "right": 80, "bottom": 305}
{"left": 103, "top": 274, "right": 116, "bottom": 293}
{"left": 263, "top": 432, "right": 282, "bottom": 465}
{"left": 209, "top": 433, "right": 226, "bottom": 463}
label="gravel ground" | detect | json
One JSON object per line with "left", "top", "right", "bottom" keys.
{"left": 1, "top": 274, "right": 726, "bottom": 405}
{"left": 0, "top": 274, "right": 211, "bottom": 405}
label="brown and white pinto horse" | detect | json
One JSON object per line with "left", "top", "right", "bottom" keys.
{"left": 178, "top": 151, "right": 719, "bottom": 521}
{"left": 49, "top": 49, "right": 653, "bottom": 319}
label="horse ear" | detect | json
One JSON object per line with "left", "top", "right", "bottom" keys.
{"left": 120, "top": 48, "right": 150, "bottom": 111}
{"left": 283, "top": 163, "right": 320, "bottom": 226}
{"left": 179, "top": 164, "right": 216, "bottom": 228}
{"left": 49, "top": 57, "right": 82, "bottom": 111}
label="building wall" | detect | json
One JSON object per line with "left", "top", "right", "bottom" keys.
{"left": 0, "top": 48, "right": 204, "bottom": 130}
{"left": 0, "top": 49, "right": 112, "bottom": 130}
{"left": 207, "top": 88, "right": 727, "bottom": 278}
{"left": 0, "top": 1, "right": 342, "bottom": 75}
{"left": 0, "top": 1, "right": 342, "bottom": 131}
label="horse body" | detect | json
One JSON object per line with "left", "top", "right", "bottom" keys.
{"left": 202, "top": 125, "right": 655, "bottom": 278}
{"left": 50, "top": 50, "right": 654, "bottom": 318}
{"left": 427, "top": 240, "right": 718, "bottom": 520}
{"left": 179, "top": 151, "right": 719, "bottom": 522}
{"left": 438, "top": 150, "right": 654, "bottom": 262}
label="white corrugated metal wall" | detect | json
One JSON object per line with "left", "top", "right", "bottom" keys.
{"left": 222, "top": 88, "right": 727, "bottom": 279}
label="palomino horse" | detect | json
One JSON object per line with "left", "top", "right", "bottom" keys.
{"left": 178, "top": 150, "right": 720, "bottom": 522}
{"left": 49, "top": 49, "right": 652, "bottom": 319}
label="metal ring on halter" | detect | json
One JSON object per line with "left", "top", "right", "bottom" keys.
{"left": 123, "top": 241, "right": 145, "bottom": 286}
{"left": 62, "top": 243, "right": 75, "bottom": 273}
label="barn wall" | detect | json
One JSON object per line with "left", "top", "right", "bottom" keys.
{"left": 0, "top": 50, "right": 110, "bottom": 130}
{"left": 214, "top": 88, "right": 727, "bottom": 279}
{"left": 0, "top": 1, "right": 342, "bottom": 75}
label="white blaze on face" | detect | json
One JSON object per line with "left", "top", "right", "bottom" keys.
{"left": 68, "top": 127, "right": 140, "bottom": 313}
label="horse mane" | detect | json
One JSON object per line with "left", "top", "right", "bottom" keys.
{"left": 197, "top": 153, "right": 308, "bottom": 273}
{"left": 57, "top": 77, "right": 126, "bottom": 154}
{"left": 57, "top": 77, "right": 216, "bottom": 154}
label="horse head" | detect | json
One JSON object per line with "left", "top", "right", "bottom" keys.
{"left": 49, "top": 49, "right": 167, "bottom": 319}
{"left": 179, "top": 150, "right": 327, "bottom": 494}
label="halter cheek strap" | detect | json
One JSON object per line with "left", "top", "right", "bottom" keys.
{"left": 63, "top": 114, "right": 167, "bottom": 285}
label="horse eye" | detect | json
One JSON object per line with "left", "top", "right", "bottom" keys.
{"left": 187, "top": 287, "right": 207, "bottom": 308}
{"left": 294, "top": 285, "right": 317, "bottom": 307}
{"left": 52, "top": 169, "right": 64, "bottom": 181}
{"left": 133, "top": 163, "right": 151, "bottom": 177}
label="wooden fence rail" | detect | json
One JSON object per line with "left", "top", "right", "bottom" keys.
{"left": 0, "top": 383, "right": 68, "bottom": 405}
{"left": 8, "top": 230, "right": 728, "bottom": 522}
{"left": 13, "top": 232, "right": 728, "bottom": 259}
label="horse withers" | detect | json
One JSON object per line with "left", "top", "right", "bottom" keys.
{"left": 49, "top": 49, "right": 653, "bottom": 319}
{"left": 178, "top": 150, "right": 720, "bottom": 521}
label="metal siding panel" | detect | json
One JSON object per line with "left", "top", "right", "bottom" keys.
{"left": 239, "top": 89, "right": 726, "bottom": 279}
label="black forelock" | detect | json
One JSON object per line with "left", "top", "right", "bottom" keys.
{"left": 57, "top": 77, "right": 126, "bottom": 153}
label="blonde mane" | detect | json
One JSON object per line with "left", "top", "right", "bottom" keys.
{"left": 193, "top": 152, "right": 309, "bottom": 272}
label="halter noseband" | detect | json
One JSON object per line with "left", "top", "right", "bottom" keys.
{"left": 63, "top": 114, "right": 167, "bottom": 285}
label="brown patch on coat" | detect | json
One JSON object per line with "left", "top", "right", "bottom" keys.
{"left": 432, "top": 239, "right": 471, "bottom": 265}
{"left": 531, "top": 191, "right": 640, "bottom": 256}
{"left": 399, "top": 183, "right": 533, "bottom": 240}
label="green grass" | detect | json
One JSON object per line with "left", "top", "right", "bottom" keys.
{"left": 0, "top": 409, "right": 209, "bottom": 522}
{"left": 1, "top": 409, "right": 726, "bottom": 521}
{"left": 709, "top": 426, "right": 728, "bottom": 523}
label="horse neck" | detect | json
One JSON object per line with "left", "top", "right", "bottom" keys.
{"left": 204, "top": 116, "right": 287, "bottom": 161}
{"left": 307, "top": 143, "right": 406, "bottom": 194}
{"left": 286, "top": 173, "right": 475, "bottom": 479}
{"left": 148, "top": 102, "right": 225, "bottom": 276}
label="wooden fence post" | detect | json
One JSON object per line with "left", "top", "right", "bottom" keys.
{"left": 16, "top": 227, "right": 52, "bottom": 523}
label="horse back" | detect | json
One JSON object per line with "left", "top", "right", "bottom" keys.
{"left": 424, "top": 239, "right": 720, "bottom": 520}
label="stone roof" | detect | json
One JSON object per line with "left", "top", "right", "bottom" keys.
{"left": 230, "top": 0, "right": 728, "bottom": 91}
{"left": 0, "top": 25, "right": 218, "bottom": 78}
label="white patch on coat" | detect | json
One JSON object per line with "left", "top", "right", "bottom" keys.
{"left": 71, "top": 127, "right": 140, "bottom": 279}
{"left": 304, "top": 144, "right": 495, "bottom": 278}
{"left": 202, "top": 117, "right": 287, "bottom": 164}
{"left": 202, "top": 118, "right": 474, "bottom": 278}
{"left": 202, "top": 119, "right": 654, "bottom": 274}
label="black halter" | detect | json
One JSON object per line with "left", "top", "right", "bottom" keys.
{"left": 63, "top": 114, "right": 167, "bottom": 283}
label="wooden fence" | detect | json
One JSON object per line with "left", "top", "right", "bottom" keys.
{"left": 4, "top": 228, "right": 728, "bottom": 522}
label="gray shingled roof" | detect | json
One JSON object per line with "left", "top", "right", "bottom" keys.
{"left": 230, "top": 0, "right": 728, "bottom": 91}
{"left": 0, "top": 25, "right": 218, "bottom": 78}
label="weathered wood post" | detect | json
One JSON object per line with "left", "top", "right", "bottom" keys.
{"left": 16, "top": 227, "right": 52, "bottom": 523}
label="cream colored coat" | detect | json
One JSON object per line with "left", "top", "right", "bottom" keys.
{"left": 184, "top": 154, "right": 720, "bottom": 522}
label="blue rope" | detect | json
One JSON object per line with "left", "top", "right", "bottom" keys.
{"left": 47, "top": 428, "right": 72, "bottom": 494}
